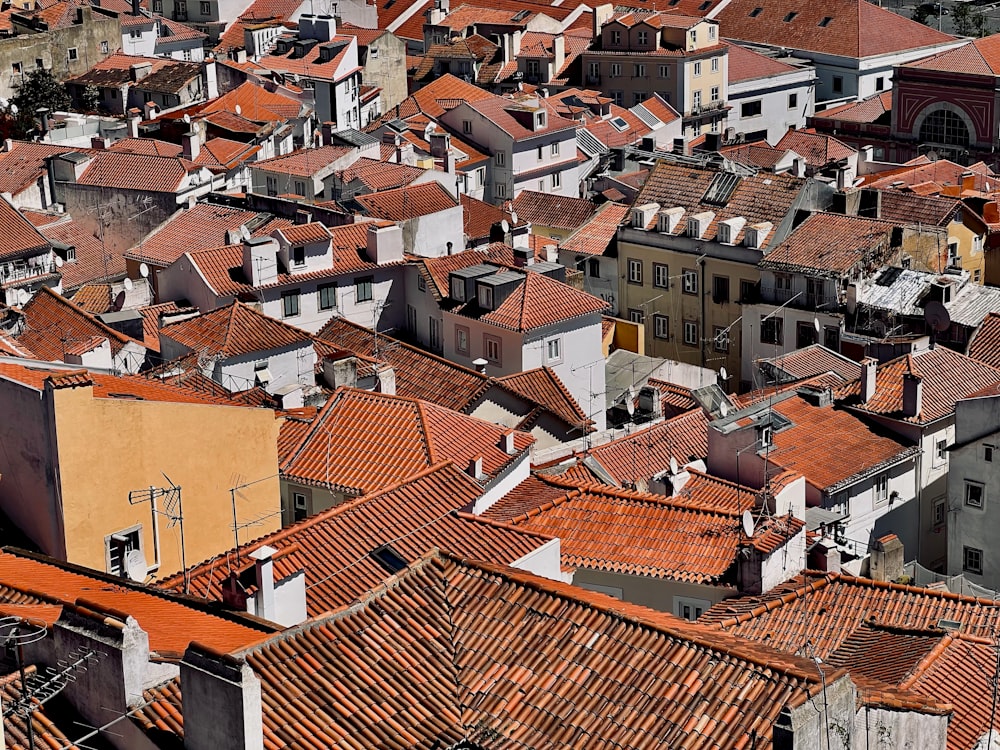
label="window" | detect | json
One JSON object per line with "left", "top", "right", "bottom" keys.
{"left": 292, "top": 245, "right": 305, "bottom": 267}
{"left": 35, "top": 58, "right": 43, "bottom": 69}
{"left": 741, "top": 100, "right": 762, "bottom": 118}
{"left": 633, "top": 92, "right": 647, "bottom": 106}
{"left": 527, "top": 59, "right": 540, "bottom": 77}
{"left": 429, "top": 317, "right": 442, "bottom": 353}
{"left": 610, "top": 63, "right": 621, "bottom": 78}
{"left": 106, "top": 526, "right": 143, "bottom": 577}
{"left": 129, "top": 28, "right": 143, "bottom": 38}
{"left": 637, "top": 30, "right": 648, "bottom": 45}
{"left": 282, "top": 290, "right": 300, "bottom": 317}
{"left": 537, "top": 145, "right": 544, "bottom": 161}
{"left": 693, "top": 61, "right": 702, "bottom": 76}
{"left": 683, "top": 320, "right": 698, "bottom": 346}
{"left": 711, "top": 57, "right": 718, "bottom": 73}
{"left": 875, "top": 76, "right": 885, "bottom": 91}
{"left": 67, "top": 47, "right": 78, "bottom": 61}
{"left": 265, "top": 175, "right": 278, "bottom": 196}
{"left": 10, "top": 62, "right": 20, "bottom": 75}
{"left": 689, "top": 29, "right": 697, "bottom": 45}
{"left": 628, "top": 258, "right": 643, "bottom": 284}
{"left": 713, "top": 326, "right": 728, "bottom": 352}
{"left": 293, "top": 492, "right": 308, "bottom": 522}
{"left": 739, "top": 279, "right": 756, "bottom": 303}
{"left": 659, "top": 65, "right": 670, "bottom": 78}
{"left": 484, "top": 334, "right": 502, "bottom": 364}
{"left": 964, "top": 546, "right": 984, "bottom": 575}
{"left": 653, "top": 262, "right": 669, "bottom": 288}
{"left": 456, "top": 326, "right": 470, "bottom": 354}
{"left": 477, "top": 284, "right": 493, "bottom": 308}
{"left": 759, "top": 425, "right": 772, "bottom": 448}
{"left": 936, "top": 440, "right": 948, "bottom": 462}
{"left": 200, "top": 0, "right": 210, "bottom": 12}
{"left": 152, "top": 0, "right": 162, "bottom": 10}
{"left": 749, "top": 6, "right": 762, "bottom": 16}
{"left": 551, "top": 172, "right": 561, "bottom": 189}
{"left": 495, "top": 151, "right": 505, "bottom": 166}
{"left": 674, "top": 596, "right": 710, "bottom": 621}
{"left": 546, "top": 338, "right": 561, "bottom": 362}
{"left": 461, "top": 120, "right": 472, "bottom": 135}
{"left": 495, "top": 183, "right": 507, "bottom": 198}
{"left": 405, "top": 304, "right": 416, "bottom": 333}
{"left": 783, "top": 11, "right": 797, "bottom": 21}
{"left": 588, "top": 61, "right": 600, "bottom": 79}
{"left": 760, "top": 315, "right": 783, "bottom": 345}
{"left": 965, "top": 481, "right": 985, "bottom": 509}
{"left": 986, "top": 444, "right": 994, "bottom": 462}
{"left": 919, "top": 108, "right": 971, "bottom": 147}
{"left": 933, "top": 498, "right": 946, "bottom": 528}
{"left": 355, "top": 275, "right": 373, "bottom": 302}
{"left": 416, "top": 274, "right": 426, "bottom": 293}
{"left": 708, "top": 25, "right": 716, "bottom": 39}
{"left": 551, "top": 141, "right": 559, "bottom": 156}
{"left": 371, "top": 47, "right": 379, "bottom": 59}
{"left": 681, "top": 268, "right": 698, "bottom": 295}
{"left": 975, "top": 269, "right": 982, "bottom": 283}
{"left": 318, "top": 283, "right": 337, "bottom": 310}
{"left": 654, "top": 314, "right": 669, "bottom": 339}
{"left": 610, "top": 90, "right": 623, "bottom": 106}
{"left": 588, "top": 258, "right": 600, "bottom": 278}
{"left": 874, "top": 473, "right": 888, "bottom": 505}
{"left": 611, "top": 29, "right": 621, "bottom": 44}
{"left": 634, "top": 63, "right": 646, "bottom": 77}
{"left": 832, "top": 76, "right": 843, "bottom": 94}
{"left": 788, "top": 93, "right": 798, "bottom": 109}
{"left": 818, "top": 15, "right": 832, "bottom": 26}
{"left": 628, "top": 308, "right": 645, "bottom": 324}
{"left": 710, "top": 85, "right": 720, "bottom": 103}
{"left": 712, "top": 275, "right": 729, "bottom": 303}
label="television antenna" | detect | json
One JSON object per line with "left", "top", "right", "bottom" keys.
{"left": 127, "top": 474, "right": 187, "bottom": 593}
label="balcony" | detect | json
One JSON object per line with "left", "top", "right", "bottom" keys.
{"left": 686, "top": 100, "right": 728, "bottom": 119}
{"left": 1, "top": 259, "right": 58, "bottom": 286}
{"left": 760, "top": 285, "right": 840, "bottom": 309}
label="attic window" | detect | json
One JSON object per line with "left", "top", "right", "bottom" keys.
{"left": 759, "top": 425, "right": 773, "bottom": 448}
{"left": 610, "top": 116, "right": 630, "bottom": 132}
{"left": 783, "top": 12, "right": 797, "bottom": 21}
{"left": 369, "top": 545, "right": 407, "bottom": 574}
{"left": 749, "top": 6, "right": 762, "bottom": 16}
{"left": 818, "top": 16, "right": 832, "bottom": 26}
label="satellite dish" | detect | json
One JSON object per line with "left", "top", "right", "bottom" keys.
{"left": 424, "top": 122, "right": 435, "bottom": 141}
{"left": 925, "top": 300, "right": 951, "bottom": 332}
{"left": 719, "top": 400, "right": 729, "bottom": 418}
{"left": 123, "top": 277, "right": 134, "bottom": 291}
{"left": 16, "top": 289, "right": 29, "bottom": 306}
{"left": 8, "top": 104, "right": 16, "bottom": 115}
{"left": 112, "top": 290, "right": 126, "bottom": 311}
{"left": 813, "top": 317, "right": 821, "bottom": 334}
{"left": 669, "top": 456, "right": 679, "bottom": 475}
{"left": 54, "top": 256, "right": 63, "bottom": 268}
{"left": 741, "top": 509, "right": 756, "bottom": 538}
{"left": 510, "top": 211, "right": 518, "bottom": 225}
{"left": 183, "top": 113, "right": 191, "bottom": 124}
{"left": 626, "top": 398, "right": 634, "bottom": 416}
{"left": 500, "top": 219, "right": 510, "bottom": 233}
{"left": 719, "top": 365, "right": 728, "bottom": 381}
{"left": 234, "top": 104, "right": 242, "bottom": 116}
{"left": 125, "top": 548, "right": 148, "bottom": 582}
{"left": 139, "top": 262, "right": 150, "bottom": 278}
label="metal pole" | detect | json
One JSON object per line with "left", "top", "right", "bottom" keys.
{"left": 231, "top": 487, "right": 240, "bottom": 553}
{"left": 17, "top": 643, "right": 35, "bottom": 750}
{"left": 176, "top": 488, "right": 188, "bottom": 595}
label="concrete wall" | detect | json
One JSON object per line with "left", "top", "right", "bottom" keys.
{"left": 510, "top": 537, "right": 565, "bottom": 581}
{"left": 357, "top": 30, "right": 407, "bottom": 115}
{"left": 852, "top": 705, "right": 948, "bottom": 750}
{"left": 572, "top": 566, "right": 736, "bottom": 616}
{"left": 727, "top": 67, "right": 815, "bottom": 144}
{"left": 400, "top": 205, "right": 464, "bottom": 257}
{"left": 50, "top": 381, "right": 282, "bottom": 578}
{"left": 215, "top": 344, "right": 316, "bottom": 394}
{"left": 774, "top": 674, "right": 856, "bottom": 750}
{"left": 559, "top": 250, "right": 618, "bottom": 314}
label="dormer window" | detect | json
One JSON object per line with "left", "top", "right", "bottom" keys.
{"left": 450, "top": 277, "right": 465, "bottom": 301}
{"left": 478, "top": 284, "right": 494, "bottom": 309}
{"left": 535, "top": 112, "right": 546, "bottom": 129}
{"left": 783, "top": 11, "right": 797, "bottom": 21}
{"left": 637, "top": 30, "right": 648, "bottom": 45}
{"left": 749, "top": 6, "right": 762, "bottom": 16}
{"left": 611, "top": 29, "right": 621, "bottom": 44}
{"left": 759, "top": 425, "right": 772, "bottom": 448}
{"left": 292, "top": 245, "right": 305, "bottom": 267}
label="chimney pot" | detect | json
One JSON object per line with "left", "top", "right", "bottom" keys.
{"left": 472, "top": 357, "right": 488, "bottom": 374}
{"left": 467, "top": 455, "right": 483, "bottom": 479}
{"left": 902, "top": 372, "right": 922, "bottom": 418}
{"left": 860, "top": 357, "right": 877, "bottom": 404}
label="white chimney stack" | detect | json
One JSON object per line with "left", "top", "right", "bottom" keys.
{"left": 250, "top": 544, "right": 278, "bottom": 622}
{"left": 860, "top": 357, "right": 877, "bottom": 404}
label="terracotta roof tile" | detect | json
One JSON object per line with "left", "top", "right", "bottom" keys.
{"left": 559, "top": 201, "right": 628, "bottom": 256}
{"left": 70, "top": 283, "right": 114, "bottom": 313}
{"left": 863, "top": 157, "right": 995, "bottom": 191}
{"left": 354, "top": 181, "right": 458, "bottom": 221}
{"left": 0, "top": 549, "right": 272, "bottom": 659}
{"left": 715, "top": 0, "right": 957, "bottom": 58}
{"left": 904, "top": 34, "right": 1000, "bottom": 76}
{"left": 761, "top": 212, "right": 898, "bottom": 276}
{"left": 968, "top": 312, "right": 1000, "bottom": 369}
{"left": 138, "top": 301, "right": 180, "bottom": 352}
{"left": 511, "top": 190, "right": 595, "bottom": 232}
{"left": 253, "top": 145, "right": 354, "bottom": 177}
{"left": 837, "top": 346, "right": 1000, "bottom": 424}
{"left": 195, "top": 138, "right": 260, "bottom": 171}
{"left": 825, "top": 621, "right": 944, "bottom": 686}
{"left": 877, "top": 191, "right": 962, "bottom": 227}
{"left": 159, "top": 301, "right": 312, "bottom": 358}
{"left": 337, "top": 156, "right": 427, "bottom": 192}
{"left": 0, "top": 199, "right": 50, "bottom": 262}
{"left": 811, "top": 91, "right": 893, "bottom": 124}
{"left": 758, "top": 343, "right": 863, "bottom": 382}
{"left": 0, "top": 141, "right": 78, "bottom": 196}
{"left": 107, "top": 137, "right": 183, "bottom": 157}
{"left": 197, "top": 80, "right": 306, "bottom": 122}
{"left": 726, "top": 42, "right": 801, "bottom": 82}
{"left": 279, "top": 387, "right": 532, "bottom": 494}
{"left": 71, "top": 150, "right": 202, "bottom": 193}
{"left": 2, "top": 668, "right": 82, "bottom": 750}
{"left": 275, "top": 221, "right": 331, "bottom": 245}
{"left": 495, "top": 367, "right": 588, "bottom": 427}
{"left": 644, "top": 377, "right": 699, "bottom": 418}
{"left": 160, "top": 462, "right": 550, "bottom": 611}
{"left": 16, "top": 287, "right": 139, "bottom": 360}
{"left": 460, "top": 192, "right": 523, "bottom": 242}
{"left": 141, "top": 550, "right": 839, "bottom": 749}
{"left": 775, "top": 128, "right": 856, "bottom": 168}
{"left": 40, "top": 217, "right": 127, "bottom": 291}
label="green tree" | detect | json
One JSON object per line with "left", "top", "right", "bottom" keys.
{"left": 912, "top": 3, "right": 934, "bottom": 25}
{"left": 80, "top": 84, "right": 100, "bottom": 112}
{"left": 952, "top": 2, "right": 989, "bottom": 36}
{"left": 6, "top": 68, "right": 71, "bottom": 137}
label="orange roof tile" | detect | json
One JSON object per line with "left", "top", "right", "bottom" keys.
{"left": 15, "top": 287, "right": 139, "bottom": 360}
{"left": 279, "top": 387, "right": 532, "bottom": 494}
{"left": 511, "top": 190, "right": 595, "bottom": 231}
{"left": 70, "top": 283, "right": 114, "bottom": 314}
{"left": 0, "top": 199, "right": 50, "bottom": 262}
{"left": 40, "top": 217, "right": 127, "bottom": 292}
{"left": 968, "top": 312, "right": 1000, "bottom": 369}
{"left": 904, "top": 34, "right": 1000, "bottom": 76}
{"left": 141, "top": 550, "right": 840, "bottom": 749}
{"left": 775, "top": 128, "right": 856, "bottom": 169}
{"left": 338, "top": 157, "right": 427, "bottom": 192}
{"left": 0, "top": 141, "right": 79, "bottom": 196}
{"left": 138, "top": 301, "right": 180, "bottom": 353}
{"left": 495, "top": 367, "right": 588, "bottom": 427}
{"left": 726, "top": 42, "right": 801, "bottom": 82}
{"left": 195, "top": 137, "right": 260, "bottom": 171}
{"left": 274, "top": 221, "right": 331, "bottom": 245}
{"left": 758, "top": 343, "right": 863, "bottom": 382}
{"left": 159, "top": 301, "right": 312, "bottom": 358}
{"left": 836, "top": 346, "right": 1000, "bottom": 424}
{"left": 0, "top": 549, "right": 272, "bottom": 659}
{"left": 354, "top": 181, "right": 457, "bottom": 221}
{"left": 71, "top": 150, "right": 202, "bottom": 193}
{"left": 107, "top": 137, "right": 183, "bottom": 157}
{"left": 376, "top": 73, "right": 495, "bottom": 123}
{"left": 761, "top": 212, "right": 898, "bottom": 276}
{"left": 2, "top": 667, "right": 82, "bottom": 750}
{"left": 160, "top": 462, "right": 550, "bottom": 612}
{"left": 811, "top": 91, "right": 893, "bottom": 124}
{"left": 461, "top": 192, "right": 523, "bottom": 242}
{"left": 252, "top": 145, "right": 354, "bottom": 177}
{"left": 559, "top": 201, "right": 628, "bottom": 256}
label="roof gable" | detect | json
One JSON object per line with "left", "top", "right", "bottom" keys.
{"left": 159, "top": 301, "right": 313, "bottom": 358}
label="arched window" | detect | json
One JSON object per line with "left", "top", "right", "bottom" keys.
{"left": 919, "top": 108, "right": 970, "bottom": 147}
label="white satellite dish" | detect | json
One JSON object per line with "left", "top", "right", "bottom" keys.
{"left": 813, "top": 317, "right": 820, "bottom": 334}
{"left": 510, "top": 211, "right": 518, "bottom": 225}
{"left": 183, "top": 113, "right": 191, "bottom": 124}
{"left": 125, "top": 548, "right": 148, "bottom": 581}
{"left": 719, "top": 365, "right": 728, "bottom": 381}
{"left": 668, "top": 456, "right": 679, "bottom": 475}
{"left": 16, "top": 289, "right": 29, "bottom": 306}
{"left": 123, "top": 277, "right": 134, "bottom": 291}
{"left": 54, "top": 256, "right": 63, "bottom": 268}
{"left": 9, "top": 104, "right": 16, "bottom": 115}
{"left": 741, "top": 509, "right": 755, "bottom": 538}
{"left": 719, "top": 400, "right": 729, "bottom": 418}
{"left": 500, "top": 219, "right": 510, "bottom": 233}
{"left": 234, "top": 104, "right": 242, "bottom": 116}
{"left": 139, "top": 262, "right": 150, "bottom": 278}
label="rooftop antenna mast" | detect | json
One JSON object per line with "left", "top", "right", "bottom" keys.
{"left": 127, "top": 474, "right": 187, "bottom": 593}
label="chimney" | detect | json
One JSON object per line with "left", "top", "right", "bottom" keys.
{"left": 543, "top": 243, "right": 557, "bottom": 263}
{"left": 143, "top": 100, "right": 158, "bottom": 120}
{"left": 902, "top": 373, "right": 922, "bottom": 417}
{"left": 242, "top": 236, "right": 279, "bottom": 286}
{"left": 323, "top": 355, "right": 357, "bottom": 389}
{"left": 204, "top": 55, "right": 218, "bottom": 99}
{"left": 36, "top": 107, "right": 50, "bottom": 135}
{"left": 233, "top": 48, "right": 248, "bottom": 64}
{"left": 90, "top": 135, "right": 109, "bottom": 150}
{"left": 472, "top": 357, "right": 488, "bottom": 374}
{"left": 130, "top": 62, "right": 153, "bottom": 82}
{"left": 127, "top": 108, "right": 141, "bottom": 138}
{"left": 250, "top": 545, "right": 277, "bottom": 621}
{"left": 467, "top": 455, "right": 484, "bottom": 480}
{"left": 860, "top": 357, "right": 877, "bottom": 403}
{"left": 592, "top": 3, "right": 613, "bottom": 38}
{"left": 553, "top": 34, "right": 565, "bottom": 76}
{"left": 869, "top": 534, "right": 904, "bottom": 582}
{"left": 499, "top": 430, "right": 516, "bottom": 454}
{"left": 181, "top": 646, "right": 264, "bottom": 750}
{"left": 367, "top": 223, "right": 404, "bottom": 264}
{"left": 512, "top": 247, "right": 533, "bottom": 267}
{"left": 376, "top": 363, "right": 395, "bottom": 395}
{"left": 182, "top": 130, "right": 200, "bottom": 161}
{"left": 131, "top": 0, "right": 140, "bottom": 14}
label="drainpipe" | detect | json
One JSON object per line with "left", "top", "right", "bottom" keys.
{"left": 699, "top": 253, "right": 707, "bottom": 368}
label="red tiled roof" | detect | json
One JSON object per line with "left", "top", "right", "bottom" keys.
{"left": 376, "top": 73, "right": 494, "bottom": 124}
{"left": 40, "top": 217, "right": 127, "bottom": 291}
{"left": 70, "top": 283, "right": 114, "bottom": 314}
{"left": 644, "top": 377, "right": 698, "bottom": 418}
{"left": 140, "top": 550, "right": 840, "bottom": 749}
{"left": 70, "top": 150, "right": 201, "bottom": 193}
{"left": 197, "top": 80, "right": 306, "bottom": 122}
{"left": 761, "top": 212, "right": 897, "bottom": 275}
{"left": 1, "top": 668, "right": 82, "bottom": 750}
{"left": 495, "top": 367, "right": 588, "bottom": 427}
{"left": 862, "top": 157, "right": 995, "bottom": 191}
{"left": 811, "top": 91, "right": 892, "bottom": 124}
{"left": 586, "top": 408, "right": 710, "bottom": 485}
{"left": 138, "top": 301, "right": 180, "bottom": 353}
{"left": 904, "top": 34, "right": 1000, "bottom": 76}
{"left": 775, "top": 128, "right": 856, "bottom": 168}
{"left": 0, "top": 198, "right": 50, "bottom": 262}
{"left": 758, "top": 343, "right": 863, "bottom": 382}
{"left": 19, "top": 209, "right": 62, "bottom": 227}
{"left": 559, "top": 201, "right": 628, "bottom": 256}
{"left": 159, "top": 301, "right": 312, "bottom": 358}
{"left": 338, "top": 157, "right": 427, "bottom": 192}
{"left": 0, "top": 549, "right": 271, "bottom": 659}
{"left": 0, "top": 141, "right": 78, "bottom": 196}
{"left": 253, "top": 145, "right": 354, "bottom": 177}
{"left": 461, "top": 192, "right": 522, "bottom": 242}
{"left": 195, "top": 138, "right": 260, "bottom": 171}
{"left": 15, "top": 287, "right": 139, "bottom": 359}
{"left": 726, "top": 42, "right": 801, "bottom": 83}
{"left": 836, "top": 346, "right": 1000, "bottom": 424}
{"left": 275, "top": 221, "right": 331, "bottom": 245}
{"left": 511, "top": 190, "right": 595, "bottom": 231}
{"left": 715, "top": 0, "right": 957, "bottom": 58}
{"left": 107, "top": 137, "right": 183, "bottom": 157}
{"left": 968, "top": 312, "right": 1000, "bottom": 369}
{"left": 877, "top": 190, "right": 962, "bottom": 227}
{"left": 279, "top": 387, "right": 532, "bottom": 494}
{"left": 159, "top": 462, "right": 550, "bottom": 612}
{"left": 354, "top": 181, "right": 457, "bottom": 221}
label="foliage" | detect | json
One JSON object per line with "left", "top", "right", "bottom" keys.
{"left": 5, "top": 68, "right": 71, "bottom": 137}
{"left": 912, "top": 3, "right": 936, "bottom": 25}
{"left": 952, "top": 2, "right": 990, "bottom": 37}
{"left": 80, "top": 84, "right": 101, "bottom": 112}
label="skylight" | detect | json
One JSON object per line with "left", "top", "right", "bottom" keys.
{"left": 749, "top": 6, "right": 762, "bottom": 16}
{"left": 610, "top": 116, "right": 630, "bottom": 132}
{"left": 783, "top": 11, "right": 797, "bottom": 21}
{"left": 818, "top": 16, "right": 833, "bottom": 26}
{"left": 369, "top": 545, "right": 408, "bottom": 574}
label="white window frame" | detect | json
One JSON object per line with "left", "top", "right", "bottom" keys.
{"left": 546, "top": 337, "right": 562, "bottom": 363}
{"left": 653, "top": 263, "right": 669, "bottom": 288}
{"left": 682, "top": 269, "right": 698, "bottom": 294}
{"left": 874, "top": 473, "right": 889, "bottom": 505}
{"left": 964, "top": 546, "right": 984, "bottom": 575}
{"left": 628, "top": 258, "right": 642, "bottom": 284}
{"left": 293, "top": 492, "right": 308, "bottom": 522}
{"left": 674, "top": 595, "right": 710, "bottom": 621}
{"left": 654, "top": 314, "right": 669, "bottom": 339}
{"left": 484, "top": 334, "right": 502, "bottom": 364}
{"left": 683, "top": 320, "right": 698, "bottom": 346}
{"left": 966, "top": 480, "right": 985, "bottom": 509}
